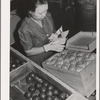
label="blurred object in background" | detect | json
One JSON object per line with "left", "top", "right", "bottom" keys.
{"left": 48, "top": 0, "right": 63, "bottom": 8}
{"left": 74, "top": 0, "right": 96, "bottom": 32}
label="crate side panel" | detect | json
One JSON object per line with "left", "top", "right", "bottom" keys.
{"left": 67, "top": 93, "right": 88, "bottom": 100}
{"left": 83, "top": 73, "right": 96, "bottom": 97}
{"left": 80, "top": 59, "right": 96, "bottom": 81}
{"left": 10, "top": 63, "right": 31, "bottom": 85}
{"left": 10, "top": 47, "right": 29, "bottom": 61}
{"left": 43, "top": 65, "right": 86, "bottom": 95}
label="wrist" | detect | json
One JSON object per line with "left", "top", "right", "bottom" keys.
{"left": 43, "top": 45, "right": 50, "bottom": 52}
{"left": 43, "top": 46, "right": 46, "bottom": 52}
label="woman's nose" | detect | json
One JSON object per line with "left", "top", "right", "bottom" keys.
{"left": 42, "top": 14, "right": 46, "bottom": 18}
{"left": 42, "top": 12, "right": 47, "bottom": 17}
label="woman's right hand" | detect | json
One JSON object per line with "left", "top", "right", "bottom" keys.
{"left": 51, "top": 37, "right": 67, "bottom": 45}
{"left": 43, "top": 42, "right": 65, "bottom": 52}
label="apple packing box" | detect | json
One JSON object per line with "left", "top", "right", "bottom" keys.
{"left": 66, "top": 31, "right": 96, "bottom": 52}
{"left": 10, "top": 47, "right": 30, "bottom": 72}
{"left": 10, "top": 60, "right": 88, "bottom": 100}
{"left": 42, "top": 49, "right": 96, "bottom": 97}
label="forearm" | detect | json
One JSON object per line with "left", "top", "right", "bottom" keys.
{"left": 25, "top": 46, "right": 45, "bottom": 56}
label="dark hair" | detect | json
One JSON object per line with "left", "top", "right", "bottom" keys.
{"left": 24, "top": 0, "right": 48, "bottom": 17}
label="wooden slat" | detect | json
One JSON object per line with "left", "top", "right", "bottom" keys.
{"left": 67, "top": 93, "right": 87, "bottom": 100}
{"left": 81, "top": 59, "right": 96, "bottom": 81}
{"left": 83, "top": 73, "right": 96, "bottom": 97}
{"left": 10, "top": 47, "right": 30, "bottom": 61}
{"left": 10, "top": 63, "right": 30, "bottom": 85}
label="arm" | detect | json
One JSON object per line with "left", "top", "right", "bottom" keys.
{"left": 18, "top": 28, "right": 65, "bottom": 56}
{"left": 25, "top": 47, "right": 45, "bottom": 56}
{"left": 18, "top": 27, "right": 45, "bottom": 56}
{"left": 18, "top": 19, "right": 65, "bottom": 56}
{"left": 25, "top": 42, "right": 65, "bottom": 56}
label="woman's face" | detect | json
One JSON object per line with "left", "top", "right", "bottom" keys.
{"left": 31, "top": 3, "right": 48, "bottom": 21}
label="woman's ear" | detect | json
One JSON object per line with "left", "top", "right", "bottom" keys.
{"left": 29, "top": 11, "right": 35, "bottom": 16}
{"left": 29, "top": 11, "right": 32, "bottom": 15}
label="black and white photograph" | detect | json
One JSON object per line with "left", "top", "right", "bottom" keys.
{"left": 1, "top": 0, "right": 99, "bottom": 100}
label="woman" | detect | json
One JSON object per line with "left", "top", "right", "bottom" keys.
{"left": 18, "top": 0, "right": 66, "bottom": 66}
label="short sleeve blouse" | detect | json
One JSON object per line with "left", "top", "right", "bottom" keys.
{"left": 18, "top": 12, "right": 56, "bottom": 66}
{"left": 18, "top": 12, "right": 55, "bottom": 51}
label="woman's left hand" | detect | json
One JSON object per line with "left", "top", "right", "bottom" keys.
{"left": 48, "top": 33, "right": 58, "bottom": 42}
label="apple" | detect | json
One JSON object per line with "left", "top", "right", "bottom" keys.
{"left": 32, "top": 95, "right": 40, "bottom": 100}
{"left": 47, "top": 85, "right": 54, "bottom": 90}
{"left": 57, "top": 56, "right": 63, "bottom": 61}
{"left": 68, "top": 65, "right": 75, "bottom": 71}
{"left": 53, "top": 96, "right": 60, "bottom": 100}
{"left": 34, "top": 75, "right": 43, "bottom": 83}
{"left": 46, "top": 96, "right": 53, "bottom": 100}
{"left": 42, "top": 81, "right": 49, "bottom": 87}
{"left": 77, "top": 51, "right": 85, "bottom": 56}
{"left": 24, "top": 91, "right": 32, "bottom": 99}
{"left": 59, "top": 92, "right": 66, "bottom": 99}
{"left": 39, "top": 92, "right": 46, "bottom": 99}
{"left": 11, "top": 64, "right": 17, "bottom": 69}
{"left": 40, "top": 87, "right": 47, "bottom": 93}
{"left": 83, "top": 53, "right": 90, "bottom": 58}
{"left": 28, "top": 85, "right": 36, "bottom": 93}
{"left": 69, "top": 59, "right": 76, "bottom": 65}
{"left": 88, "top": 53, "right": 96, "bottom": 60}
{"left": 26, "top": 75, "right": 33, "bottom": 83}
{"left": 46, "top": 90, "right": 53, "bottom": 96}
{"left": 61, "top": 64, "right": 69, "bottom": 70}
{"left": 53, "top": 89, "right": 59, "bottom": 96}
{"left": 29, "top": 72, "right": 36, "bottom": 78}
{"left": 75, "top": 56, "right": 83, "bottom": 62}
{"left": 35, "top": 83, "right": 42, "bottom": 89}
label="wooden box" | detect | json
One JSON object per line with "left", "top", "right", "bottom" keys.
{"left": 66, "top": 31, "right": 96, "bottom": 52}
{"left": 10, "top": 47, "right": 29, "bottom": 72}
{"left": 42, "top": 49, "right": 96, "bottom": 97}
{"left": 10, "top": 61, "right": 87, "bottom": 100}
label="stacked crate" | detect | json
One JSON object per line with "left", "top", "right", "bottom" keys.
{"left": 10, "top": 47, "right": 87, "bottom": 100}
{"left": 42, "top": 49, "right": 96, "bottom": 97}
{"left": 42, "top": 32, "right": 96, "bottom": 97}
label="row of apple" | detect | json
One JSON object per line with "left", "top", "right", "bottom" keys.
{"left": 24, "top": 71, "right": 70, "bottom": 100}
{"left": 45, "top": 49, "right": 96, "bottom": 72}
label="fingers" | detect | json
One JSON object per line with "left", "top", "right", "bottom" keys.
{"left": 53, "top": 44, "right": 65, "bottom": 52}
{"left": 52, "top": 38, "right": 67, "bottom": 45}
{"left": 49, "top": 33, "right": 58, "bottom": 42}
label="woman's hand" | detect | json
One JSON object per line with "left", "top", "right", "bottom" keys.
{"left": 44, "top": 42, "right": 65, "bottom": 52}
{"left": 48, "top": 33, "right": 58, "bottom": 42}
{"left": 51, "top": 37, "right": 67, "bottom": 45}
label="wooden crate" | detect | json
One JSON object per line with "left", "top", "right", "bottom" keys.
{"left": 10, "top": 47, "right": 30, "bottom": 72}
{"left": 66, "top": 31, "right": 96, "bottom": 52}
{"left": 10, "top": 47, "right": 29, "bottom": 62}
{"left": 42, "top": 49, "right": 96, "bottom": 97}
{"left": 10, "top": 61, "right": 88, "bottom": 100}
